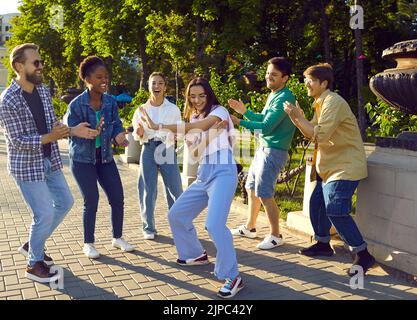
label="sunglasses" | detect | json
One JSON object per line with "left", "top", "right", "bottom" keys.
{"left": 33, "top": 60, "right": 44, "bottom": 68}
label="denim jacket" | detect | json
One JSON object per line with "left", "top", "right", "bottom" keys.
{"left": 65, "top": 90, "right": 124, "bottom": 164}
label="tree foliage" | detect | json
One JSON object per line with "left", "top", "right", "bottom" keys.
{"left": 5, "top": 0, "right": 417, "bottom": 140}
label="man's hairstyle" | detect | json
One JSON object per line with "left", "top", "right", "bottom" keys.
{"left": 78, "top": 56, "right": 107, "bottom": 81}
{"left": 303, "top": 63, "right": 334, "bottom": 90}
{"left": 149, "top": 72, "right": 167, "bottom": 84}
{"left": 10, "top": 43, "right": 39, "bottom": 73}
{"left": 268, "top": 57, "right": 292, "bottom": 77}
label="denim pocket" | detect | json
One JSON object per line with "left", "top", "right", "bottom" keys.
{"left": 326, "top": 193, "right": 352, "bottom": 217}
{"left": 324, "top": 180, "right": 358, "bottom": 217}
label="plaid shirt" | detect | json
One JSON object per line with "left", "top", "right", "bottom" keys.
{"left": 0, "top": 79, "right": 62, "bottom": 181}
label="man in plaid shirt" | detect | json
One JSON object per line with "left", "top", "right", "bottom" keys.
{"left": 0, "top": 43, "right": 100, "bottom": 283}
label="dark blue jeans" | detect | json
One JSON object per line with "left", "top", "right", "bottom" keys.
{"left": 70, "top": 155, "right": 124, "bottom": 243}
{"left": 309, "top": 175, "right": 367, "bottom": 253}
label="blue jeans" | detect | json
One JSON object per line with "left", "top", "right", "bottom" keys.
{"left": 310, "top": 176, "right": 367, "bottom": 253}
{"left": 15, "top": 158, "right": 74, "bottom": 267}
{"left": 245, "top": 147, "right": 288, "bottom": 198}
{"left": 138, "top": 140, "right": 183, "bottom": 233}
{"left": 70, "top": 156, "right": 124, "bottom": 243}
{"left": 168, "top": 149, "right": 239, "bottom": 280}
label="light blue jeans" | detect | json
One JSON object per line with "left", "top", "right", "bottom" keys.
{"left": 15, "top": 158, "right": 74, "bottom": 267}
{"left": 168, "top": 149, "right": 239, "bottom": 280}
{"left": 138, "top": 140, "right": 183, "bottom": 233}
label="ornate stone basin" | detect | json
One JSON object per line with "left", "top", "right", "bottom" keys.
{"left": 369, "top": 39, "right": 417, "bottom": 150}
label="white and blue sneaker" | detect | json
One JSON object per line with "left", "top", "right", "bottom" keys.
{"left": 231, "top": 225, "right": 257, "bottom": 239}
{"left": 256, "top": 234, "right": 284, "bottom": 250}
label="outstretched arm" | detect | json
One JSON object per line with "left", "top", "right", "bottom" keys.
{"left": 188, "top": 120, "right": 227, "bottom": 159}
{"left": 140, "top": 106, "right": 220, "bottom": 134}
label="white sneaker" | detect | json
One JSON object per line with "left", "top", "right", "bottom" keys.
{"left": 112, "top": 238, "right": 135, "bottom": 252}
{"left": 231, "top": 225, "right": 257, "bottom": 239}
{"left": 83, "top": 243, "right": 100, "bottom": 259}
{"left": 256, "top": 234, "right": 284, "bottom": 250}
{"left": 143, "top": 231, "right": 156, "bottom": 240}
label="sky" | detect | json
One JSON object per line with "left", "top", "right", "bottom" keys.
{"left": 0, "top": 0, "right": 20, "bottom": 15}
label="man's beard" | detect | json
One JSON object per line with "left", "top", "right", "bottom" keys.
{"left": 26, "top": 70, "right": 43, "bottom": 85}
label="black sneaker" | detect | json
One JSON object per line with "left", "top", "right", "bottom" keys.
{"left": 18, "top": 242, "right": 54, "bottom": 266}
{"left": 176, "top": 251, "right": 209, "bottom": 266}
{"left": 347, "top": 248, "right": 376, "bottom": 277}
{"left": 299, "top": 242, "right": 334, "bottom": 257}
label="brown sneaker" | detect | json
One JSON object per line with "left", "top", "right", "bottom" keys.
{"left": 25, "top": 262, "right": 58, "bottom": 283}
{"left": 18, "top": 242, "right": 54, "bottom": 266}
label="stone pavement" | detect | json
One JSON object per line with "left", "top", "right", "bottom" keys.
{"left": 0, "top": 134, "right": 416, "bottom": 300}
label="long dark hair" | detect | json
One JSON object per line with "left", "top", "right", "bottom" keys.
{"left": 183, "top": 77, "right": 220, "bottom": 121}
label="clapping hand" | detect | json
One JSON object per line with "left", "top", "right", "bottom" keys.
{"left": 136, "top": 122, "right": 145, "bottom": 137}
{"left": 51, "top": 121, "right": 70, "bottom": 140}
{"left": 283, "top": 101, "right": 304, "bottom": 118}
{"left": 115, "top": 132, "right": 129, "bottom": 147}
{"left": 139, "top": 106, "right": 158, "bottom": 130}
{"left": 72, "top": 122, "right": 100, "bottom": 139}
{"left": 230, "top": 114, "right": 241, "bottom": 126}
{"left": 228, "top": 98, "right": 247, "bottom": 115}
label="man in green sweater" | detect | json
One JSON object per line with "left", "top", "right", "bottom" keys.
{"left": 229, "top": 57, "right": 296, "bottom": 250}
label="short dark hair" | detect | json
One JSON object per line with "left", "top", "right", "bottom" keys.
{"left": 10, "top": 43, "right": 39, "bottom": 73}
{"left": 184, "top": 77, "right": 220, "bottom": 121}
{"left": 79, "top": 56, "right": 107, "bottom": 81}
{"left": 303, "top": 63, "right": 334, "bottom": 90}
{"left": 268, "top": 57, "right": 292, "bottom": 77}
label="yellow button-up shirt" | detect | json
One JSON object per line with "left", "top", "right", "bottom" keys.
{"left": 310, "top": 90, "right": 367, "bottom": 183}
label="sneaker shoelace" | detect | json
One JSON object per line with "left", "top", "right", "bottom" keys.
{"left": 223, "top": 278, "right": 235, "bottom": 291}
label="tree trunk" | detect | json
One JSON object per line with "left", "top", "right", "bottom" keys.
{"left": 175, "top": 61, "right": 179, "bottom": 104}
{"left": 354, "top": 0, "right": 367, "bottom": 141}
{"left": 138, "top": 30, "right": 149, "bottom": 90}
{"left": 319, "top": 0, "right": 332, "bottom": 63}
{"left": 196, "top": 15, "right": 204, "bottom": 65}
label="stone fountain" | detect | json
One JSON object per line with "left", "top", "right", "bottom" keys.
{"left": 356, "top": 39, "right": 417, "bottom": 276}
{"left": 369, "top": 39, "right": 417, "bottom": 150}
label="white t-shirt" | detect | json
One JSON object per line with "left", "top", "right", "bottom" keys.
{"left": 187, "top": 105, "right": 235, "bottom": 158}
{"left": 132, "top": 98, "right": 181, "bottom": 146}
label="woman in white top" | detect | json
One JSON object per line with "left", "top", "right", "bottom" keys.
{"left": 140, "top": 77, "right": 244, "bottom": 299}
{"left": 132, "top": 72, "right": 183, "bottom": 240}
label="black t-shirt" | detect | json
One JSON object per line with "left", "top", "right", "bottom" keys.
{"left": 22, "top": 87, "right": 51, "bottom": 158}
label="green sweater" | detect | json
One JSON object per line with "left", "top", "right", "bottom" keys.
{"left": 240, "top": 86, "right": 296, "bottom": 151}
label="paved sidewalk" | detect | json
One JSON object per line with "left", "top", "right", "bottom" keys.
{"left": 0, "top": 135, "right": 416, "bottom": 300}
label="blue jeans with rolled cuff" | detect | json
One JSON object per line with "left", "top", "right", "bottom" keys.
{"left": 309, "top": 175, "right": 367, "bottom": 253}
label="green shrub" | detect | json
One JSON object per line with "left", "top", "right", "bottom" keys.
{"left": 52, "top": 98, "right": 68, "bottom": 120}
{"left": 208, "top": 67, "right": 244, "bottom": 108}
{"left": 365, "top": 99, "right": 417, "bottom": 139}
